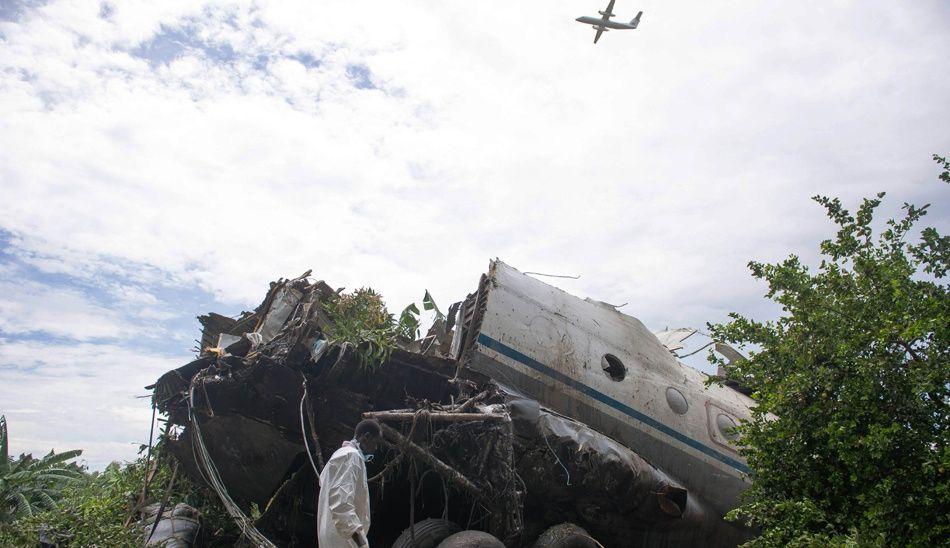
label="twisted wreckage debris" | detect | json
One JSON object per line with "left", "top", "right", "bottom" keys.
{"left": 149, "top": 261, "right": 755, "bottom": 547}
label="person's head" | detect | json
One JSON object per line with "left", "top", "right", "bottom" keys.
{"left": 353, "top": 419, "right": 383, "bottom": 454}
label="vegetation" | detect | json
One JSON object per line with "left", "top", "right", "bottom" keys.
{"left": 323, "top": 287, "right": 402, "bottom": 370}
{"left": 709, "top": 156, "right": 949, "bottom": 546}
{"left": 1, "top": 458, "right": 146, "bottom": 547}
{"left": 324, "top": 287, "right": 446, "bottom": 370}
{"left": 1, "top": 415, "right": 84, "bottom": 525}
{"left": 0, "top": 415, "right": 237, "bottom": 546}
{"left": 398, "top": 290, "right": 446, "bottom": 341}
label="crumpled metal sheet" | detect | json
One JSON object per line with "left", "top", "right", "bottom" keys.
{"left": 533, "top": 409, "right": 698, "bottom": 522}
{"left": 255, "top": 285, "right": 304, "bottom": 344}
{"left": 652, "top": 328, "right": 699, "bottom": 353}
{"left": 494, "top": 385, "right": 750, "bottom": 547}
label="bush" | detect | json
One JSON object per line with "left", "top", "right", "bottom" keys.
{"left": 0, "top": 459, "right": 142, "bottom": 547}
{"left": 710, "top": 156, "right": 949, "bottom": 546}
{"left": 0, "top": 449, "right": 239, "bottom": 547}
{"left": 324, "top": 287, "right": 401, "bottom": 370}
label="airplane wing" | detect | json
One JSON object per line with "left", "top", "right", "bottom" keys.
{"left": 599, "top": 0, "right": 616, "bottom": 18}
{"left": 594, "top": 27, "right": 605, "bottom": 44}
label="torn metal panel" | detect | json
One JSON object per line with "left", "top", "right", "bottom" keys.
{"left": 216, "top": 333, "right": 242, "bottom": 349}
{"left": 197, "top": 312, "right": 237, "bottom": 353}
{"left": 255, "top": 284, "right": 304, "bottom": 344}
{"left": 712, "top": 342, "right": 755, "bottom": 396}
{"left": 653, "top": 328, "right": 699, "bottom": 353}
{"left": 714, "top": 343, "right": 744, "bottom": 365}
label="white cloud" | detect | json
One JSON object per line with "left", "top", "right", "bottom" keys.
{"left": 0, "top": 280, "right": 137, "bottom": 340}
{"left": 0, "top": 0, "right": 947, "bottom": 464}
{"left": 0, "top": 339, "right": 186, "bottom": 469}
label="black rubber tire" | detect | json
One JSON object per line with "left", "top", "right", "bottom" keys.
{"left": 392, "top": 518, "right": 462, "bottom": 548}
{"left": 436, "top": 530, "right": 505, "bottom": 548}
{"left": 532, "top": 523, "right": 601, "bottom": 548}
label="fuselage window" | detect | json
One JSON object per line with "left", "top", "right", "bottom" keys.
{"left": 666, "top": 387, "right": 689, "bottom": 415}
{"left": 601, "top": 354, "right": 626, "bottom": 381}
{"left": 716, "top": 413, "right": 739, "bottom": 442}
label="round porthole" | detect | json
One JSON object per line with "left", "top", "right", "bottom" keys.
{"left": 665, "top": 387, "right": 689, "bottom": 415}
{"left": 601, "top": 354, "right": 626, "bottom": 381}
{"left": 716, "top": 413, "right": 739, "bottom": 442}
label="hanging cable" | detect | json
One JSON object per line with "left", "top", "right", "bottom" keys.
{"left": 299, "top": 375, "right": 322, "bottom": 485}
{"left": 188, "top": 371, "right": 277, "bottom": 548}
{"left": 541, "top": 432, "right": 571, "bottom": 486}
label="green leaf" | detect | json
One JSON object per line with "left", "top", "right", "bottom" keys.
{"left": 37, "top": 449, "right": 82, "bottom": 468}
{"left": 398, "top": 302, "right": 421, "bottom": 340}
{"left": 36, "top": 490, "right": 56, "bottom": 510}
{"left": 422, "top": 290, "right": 444, "bottom": 320}
{"left": 14, "top": 491, "right": 33, "bottom": 518}
{"left": 38, "top": 470, "right": 84, "bottom": 483}
{"left": 4, "top": 470, "right": 32, "bottom": 483}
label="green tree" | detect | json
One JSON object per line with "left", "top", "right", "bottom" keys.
{"left": 0, "top": 436, "right": 239, "bottom": 546}
{"left": 709, "top": 157, "right": 949, "bottom": 547}
{"left": 0, "top": 415, "right": 84, "bottom": 524}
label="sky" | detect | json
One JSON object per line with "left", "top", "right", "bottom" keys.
{"left": 0, "top": 0, "right": 947, "bottom": 470}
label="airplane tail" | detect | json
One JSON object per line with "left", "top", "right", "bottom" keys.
{"left": 630, "top": 11, "right": 643, "bottom": 28}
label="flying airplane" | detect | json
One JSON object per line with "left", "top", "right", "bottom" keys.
{"left": 576, "top": 0, "right": 643, "bottom": 44}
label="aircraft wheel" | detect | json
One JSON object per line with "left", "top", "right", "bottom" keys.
{"left": 392, "top": 518, "right": 461, "bottom": 548}
{"left": 436, "top": 530, "right": 505, "bottom": 548}
{"left": 532, "top": 523, "right": 601, "bottom": 548}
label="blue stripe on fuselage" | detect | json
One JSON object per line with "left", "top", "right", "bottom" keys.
{"left": 476, "top": 333, "right": 750, "bottom": 474}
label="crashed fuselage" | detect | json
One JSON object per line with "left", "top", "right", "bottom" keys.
{"left": 152, "top": 261, "right": 756, "bottom": 547}
{"left": 455, "top": 261, "right": 754, "bottom": 519}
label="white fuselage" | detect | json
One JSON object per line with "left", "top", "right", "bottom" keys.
{"left": 464, "top": 261, "right": 754, "bottom": 518}
{"left": 575, "top": 15, "right": 637, "bottom": 29}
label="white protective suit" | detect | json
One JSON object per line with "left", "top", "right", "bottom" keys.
{"left": 317, "top": 441, "right": 371, "bottom": 547}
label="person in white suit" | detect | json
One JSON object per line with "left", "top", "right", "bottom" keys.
{"left": 317, "top": 419, "right": 382, "bottom": 547}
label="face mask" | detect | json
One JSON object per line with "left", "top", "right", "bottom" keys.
{"left": 352, "top": 439, "right": 374, "bottom": 462}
